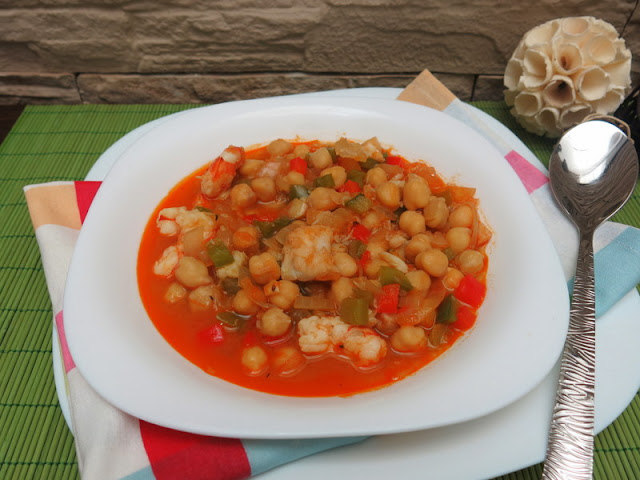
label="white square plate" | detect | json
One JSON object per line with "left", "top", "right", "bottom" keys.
{"left": 64, "top": 96, "right": 569, "bottom": 439}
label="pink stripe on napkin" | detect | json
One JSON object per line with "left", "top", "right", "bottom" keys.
{"left": 74, "top": 181, "right": 102, "bottom": 224}
{"left": 54, "top": 311, "right": 76, "bottom": 373}
{"left": 140, "top": 420, "right": 251, "bottom": 480}
{"left": 504, "top": 150, "right": 549, "bottom": 194}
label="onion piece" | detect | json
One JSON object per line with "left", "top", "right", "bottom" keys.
{"left": 293, "top": 295, "right": 334, "bottom": 311}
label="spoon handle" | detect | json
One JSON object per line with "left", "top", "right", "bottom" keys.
{"left": 542, "top": 230, "right": 596, "bottom": 480}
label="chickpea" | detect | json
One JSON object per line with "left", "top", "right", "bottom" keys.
{"left": 334, "top": 252, "right": 358, "bottom": 277}
{"left": 288, "top": 198, "right": 308, "bottom": 219}
{"left": 259, "top": 307, "right": 292, "bottom": 337}
{"left": 308, "top": 187, "right": 338, "bottom": 211}
{"left": 230, "top": 183, "right": 257, "bottom": 209}
{"left": 250, "top": 177, "right": 277, "bottom": 202}
{"left": 424, "top": 196, "right": 449, "bottom": 229}
{"left": 320, "top": 165, "right": 347, "bottom": 188}
{"left": 442, "top": 267, "right": 465, "bottom": 290}
{"left": 361, "top": 210, "right": 384, "bottom": 230}
{"left": 405, "top": 234, "right": 431, "bottom": 262}
{"left": 398, "top": 210, "right": 426, "bottom": 237}
{"left": 164, "top": 282, "right": 187, "bottom": 303}
{"left": 391, "top": 326, "right": 427, "bottom": 352}
{"left": 365, "top": 167, "right": 387, "bottom": 187}
{"left": 188, "top": 285, "right": 216, "bottom": 311}
{"left": 293, "top": 144, "right": 310, "bottom": 158}
{"left": 241, "top": 345, "right": 268, "bottom": 375}
{"left": 376, "top": 181, "right": 402, "bottom": 209}
{"left": 331, "top": 277, "right": 354, "bottom": 304}
{"left": 272, "top": 346, "right": 305, "bottom": 376}
{"left": 405, "top": 270, "right": 432, "bottom": 291}
{"left": 249, "top": 252, "right": 281, "bottom": 284}
{"left": 403, "top": 175, "right": 430, "bottom": 210}
{"left": 232, "top": 289, "right": 259, "bottom": 315}
{"left": 449, "top": 205, "right": 474, "bottom": 228}
{"left": 457, "top": 249, "right": 485, "bottom": 275}
{"left": 267, "top": 138, "right": 293, "bottom": 157}
{"left": 285, "top": 170, "right": 305, "bottom": 186}
{"left": 308, "top": 147, "right": 333, "bottom": 169}
{"left": 446, "top": 227, "right": 472, "bottom": 253}
{"left": 174, "top": 256, "right": 212, "bottom": 288}
{"left": 416, "top": 249, "right": 449, "bottom": 277}
{"left": 232, "top": 226, "right": 259, "bottom": 251}
{"left": 364, "top": 258, "right": 385, "bottom": 278}
{"left": 264, "top": 280, "right": 300, "bottom": 310}
{"left": 239, "top": 159, "right": 264, "bottom": 178}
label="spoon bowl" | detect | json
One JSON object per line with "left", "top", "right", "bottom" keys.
{"left": 543, "top": 119, "right": 638, "bottom": 480}
{"left": 549, "top": 120, "right": 638, "bottom": 231}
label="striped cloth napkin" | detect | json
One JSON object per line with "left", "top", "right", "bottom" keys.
{"left": 24, "top": 70, "right": 640, "bottom": 479}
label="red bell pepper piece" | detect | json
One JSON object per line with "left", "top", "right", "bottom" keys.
{"left": 453, "top": 275, "right": 486, "bottom": 308}
{"left": 198, "top": 323, "right": 225, "bottom": 344}
{"left": 386, "top": 155, "right": 410, "bottom": 169}
{"left": 351, "top": 223, "right": 371, "bottom": 242}
{"left": 337, "top": 180, "right": 361, "bottom": 194}
{"left": 289, "top": 157, "right": 308, "bottom": 175}
{"left": 376, "top": 283, "right": 400, "bottom": 314}
{"left": 450, "top": 305, "right": 477, "bottom": 330}
{"left": 359, "top": 250, "right": 372, "bottom": 268}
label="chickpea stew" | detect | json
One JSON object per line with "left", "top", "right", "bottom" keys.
{"left": 137, "top": 137, "right": 492, "bottom": 397}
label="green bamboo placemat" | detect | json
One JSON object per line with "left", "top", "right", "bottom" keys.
{"left": 0, "top": 102, "right": 638, "bottom": 480}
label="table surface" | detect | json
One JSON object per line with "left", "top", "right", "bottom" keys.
{"left": 0, "top": 101, "right": 638, "bottom": 480}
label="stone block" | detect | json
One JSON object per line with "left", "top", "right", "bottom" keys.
{"left": 0, "top": 8, "right": 138, "bottom": 72}
{"left": 304, "top": 3, "right": 631, "bottom": 74}
{"left": 0, "top": 73, "right": 81, "bottom": 104}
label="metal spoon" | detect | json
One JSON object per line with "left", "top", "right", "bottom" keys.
{"left": 542, "top": 120, "right": 638, "bottom": 479}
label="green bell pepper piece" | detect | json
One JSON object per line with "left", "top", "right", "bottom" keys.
{"left": 314, "top": 174, "right": 336, "bottom": 188}
{"left": 436, "top": 295, "right": 460, "bottom": 324}
{"left": 254, "top": 216, "right": 292, "bottom": 239}
{"left": 339, "top": 297, "right": 370, "bottom": 326}
{"left": 217, "top": 311, "right": 244, "bottom": 327}
{"left": 378, "top": 265, "right": 413, "bottom": 291}
{"left": 207, "top": 240, "right": 234, "bottom": 267}
{"left": 345, "top": 193, "right": 371, "bottom": 214}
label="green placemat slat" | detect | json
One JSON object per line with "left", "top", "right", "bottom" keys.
{"left": 0, "top": 102, "right": 638, "bottom": 480}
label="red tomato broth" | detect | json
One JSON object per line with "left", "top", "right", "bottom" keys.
{"left": 137, "top": 140, "right": 489, "bottom": 397}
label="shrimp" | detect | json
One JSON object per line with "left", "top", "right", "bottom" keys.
{"left": 175, "top": 209, "right": 216, "bottom": 239}
{"left": 297, "top": 315, "right": 387, "bottom": 367}
{"left": 343, "top": 328, "right": 388, "bottom": 368}
{"left": 157, "top": 207, "right": 187, "bottom": 236}
{"left": 280, "top": 225, "right": 339, "bottom": 282}
{"left": 156, "top": 207, "right": 216, "bottom": 239}
{"left": 153, "top": 245, "right": 182, "bottom": 277}
{"left": 297, "top": 315, "right": 350, "bottom": 355}
{"left": 361, "top": 137, "right": 385, "bottom": 161}
{"left": 201, "top": 145, "right": 246, "bottom": 199}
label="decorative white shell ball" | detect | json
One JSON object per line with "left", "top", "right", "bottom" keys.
{"left": 504, "top": 16, "right": 632, "bottom": 137}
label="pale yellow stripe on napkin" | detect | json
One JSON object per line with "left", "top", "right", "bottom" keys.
{"left": 24, "top": 182, "right": 82, "bottom": 231}
{"left": 396, "top": 69, "right": 457, "bottom": 111}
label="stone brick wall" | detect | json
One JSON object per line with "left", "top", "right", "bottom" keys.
{"left": 0, "top": 0, "right": 638, "bottom": 105}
